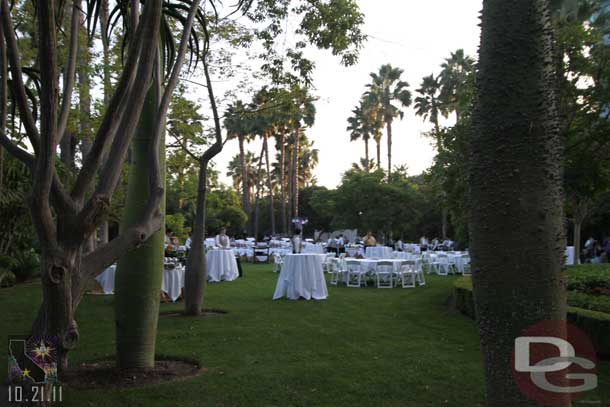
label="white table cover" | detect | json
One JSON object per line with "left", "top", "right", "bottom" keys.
{"left": 302, "top": 243, "right": 324, "bottom": 254}
{"left": 207, "top": 249, "right": 239, "bottom": 282}
{"left": 95, "top": 265, "right": 116, "bottom": 294}
{"left": 565, "top": 246, "right": 575, "bottom": 265}
{"left": 273, "top": 254, "right": 328, "bottom": 300}
{"left": 365, "top": 246, "right": 393, "bottom": 259}
{"left": 162, "top": 265, "right": 185, "bottom": 302}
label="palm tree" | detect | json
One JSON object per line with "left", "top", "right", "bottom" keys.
{"left": 439, "top": 49, "right": 475, "bottom": 123}
{"left": 347, "top": 101, "right": 373, "bottom": 171}
{"left": 226, "top": 151, "right": 257, "bottom": 193}
{"left": 414, "top": 74, "right": 446, "bottom": 134}
{"left": 469, "top": 0, "right": 567, "bottom": 405}
{"left": 366, "top": 64, "right": 412, "bottom": 180}
{"left": 224, "top": 100, "right": 252, "bottom": 230}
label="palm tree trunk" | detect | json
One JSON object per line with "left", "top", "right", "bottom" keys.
{"left": 254, "top": 143, "right": 265, "bottom": 239}
{"left": 469, "top": 1, "right": 567, "bottom": 405}
{"left": 441, "top": 206, "right": 448, "bottom": 240}
{"left": 386, "top": 121, "right": 392, "bottom": 180}
{"left": 364, "top": 137, "right": 369, "bottom": 172}
{"left": 98, "top": 0, "right": 111, "bottom": 245}
{"left": 376, "top": 137, "right": 381, "bottom": 168}
{"left": 264, "top": 132, "right": 275, "bottom": 235}
{"left": 280, "top": 127, "right": 287, "bottom": 234}
{"left": 115, "top": 83, "right": 165, "bottom": 369}
{"left": 238, "top": 134, "right": 250, "bottom": 232}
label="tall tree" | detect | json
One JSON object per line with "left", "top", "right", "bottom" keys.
{"left": 366, "top": 64, "right": 411, "bottom": 180}
{"left": 469, "top": 1, "right": 567, "bottom": 406}
{"left": 439, "top": 49, "right": 475, "bottom": 123}
{"left": 415, "top": 74, "right": 445, "bottom": 134}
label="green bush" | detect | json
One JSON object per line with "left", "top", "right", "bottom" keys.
{"left": 0, "top": 269, "right": 16, "bottom": 287}
{"left": 0, "top": 255, "right": 17, "bottom": 271}
{"left": 11, "top": 250, "right": 40, "bottom": 282}
{"left": 567, "top": 291, "right": 610, "bottom": 314}
{"left": 566, "top": 264, "right": 610, "bottom": 295}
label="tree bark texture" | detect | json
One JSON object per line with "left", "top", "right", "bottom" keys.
{"left": 469, "top": 1, "right": 567, "bottom": 406}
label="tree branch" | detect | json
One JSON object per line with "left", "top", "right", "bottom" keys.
{"left": 0, "top": 0, "right": 40, "bottom": 152}
{"left": 71, "top": 0, "right": 151, "bottom": 202}
{"left": 56, "top": 0, "right": 80, "bottom": 145}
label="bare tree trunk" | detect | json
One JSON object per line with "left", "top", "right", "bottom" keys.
{"left": 386, "top": 121, "right": 392, "bottom": 180}
{"left": 364, "top": 137, "right": 369, "bottom": 172}
{"left": 441, "top": 206, "right": 448, "bottom": 240}
{"left": 238, "top": 134, "right": 250, "bottom": 234}
{"left": 264, "top": 132, "right": 275, "bottom": 235}
{"left": 469, "top": 1, "right": 567, "bottom": 406}
{"left": 279, "top": 127, "right": 287, "bottom": 234}
{"left": 253, "top": 143, "right": 265, "bottom": 240}
{"left": 287, "top": 143, "right": 293, "bottom": 225}
{"left": 184, "top": 162, "right": 208, "bottom": 315}
{"left": 375, "top": 137, "right": 381, "bottom": 168}
{"left": 0, "top": 19, "right": 4, "bottom": 192}
{"left": 98, "top": 0, "right": 111, "bottom": 245}
{"left": 293, "top": 127, "right": 300, "bottom": 218}
{"left": 573, "top": 220, "right": 581, "bottom": 265}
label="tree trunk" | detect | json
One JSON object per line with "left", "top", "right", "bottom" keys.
{"left": 184, "top": 161, "right": 208, "bottom": 316}
{"left": 386, "top": 120, "right": 392, "bottom": 180}
{"left": 253, "top": 143, "right": 265, "bottom": 239}
{"left": 375, "top": 137, "right": 381, "bottom": 168}
{"left": 98, "top": 0, "right": 111, "bottom": 244}
{"left": 287, "top": 143, "right": 293, "bottom": 225}
{"left": 364, "top": 137, "right": 369, "bottom": 172}
{"left": 264, "top": 132, "right": 275, "bottom": 235}
{"left": 441, "top": 205, "right": 448, "bottom": 240}
{"left": 280, "top": 127, "right": 287, "bottom": 234}
{"left": 115, "top": 84, "right": 165, "bottom": 369}
{"left": 238, "top": 134, "right": 250, "bottom": 234}
{"left": 469, "top": 1, "right": 567, "bottom": 406}
{"left": 293, "top": 127, "right": 300, "bottom": 218}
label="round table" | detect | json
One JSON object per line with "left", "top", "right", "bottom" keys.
{"left": 273, "top": 254, "right": 328, "bottom": 300}
{"left": 365, "top": 246, "right": 393, "bottom": 259}
{"left": 302, "top": 244, "right": 324, "bottom": 254}
{"left": 207, "top": 249, "right": 239, "bottom": 282}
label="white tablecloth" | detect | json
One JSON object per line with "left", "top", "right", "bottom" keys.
{"left": 365, "top": 246, "right": 393, "bottom": 259}
{"left": 273, "top": 254, "right": 328, "bottom": 300}
{"left": 94, "top": 264, "right": 185, "bottom": 301}
{"left": 207, "top": 249, "right": 239, "bottom": 282}
{"left": 302, "top": 244, "right": 324, "bottom": 254}
{"left": 565, "top": 246, "right": 575, "bottom": 265}
{"left": 162, "top": 265, "right": 185, "bottom": 302}
{"left": 95, "top": 265, "right": 116, "bottom": 294}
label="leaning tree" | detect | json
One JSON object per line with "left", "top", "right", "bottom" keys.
{"left": 0, "top": 0, "right": 201, "bottom": 371}
{"left": 469, "top": 0, "right": 568, "bottom": 406}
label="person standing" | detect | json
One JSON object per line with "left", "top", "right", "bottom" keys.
{"left": 363, "top": 231, "right": 377, "bottom": 247}
{"left": 215, "top": 227, "right": 231, "bottom": 249}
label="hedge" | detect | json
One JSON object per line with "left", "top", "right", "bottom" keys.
{"left": 453, "top": 277, "right": 610, "bottom": 357}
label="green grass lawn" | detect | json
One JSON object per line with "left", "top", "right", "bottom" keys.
{"left": 1, "top": 264, "right": 609, "bottom": 406}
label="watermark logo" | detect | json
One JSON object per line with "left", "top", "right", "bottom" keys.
{"left": 512, "top": 321, "right": 598, "bottom": 406}
{"left": 8, "top": 335, "right": 59, "bottom": 384}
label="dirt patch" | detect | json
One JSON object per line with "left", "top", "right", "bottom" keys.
{"left": 160, "top": 308, "right": 228, "bottom": 318}
{"left": 62, "top": 358, "right": 203, "bottom": 389}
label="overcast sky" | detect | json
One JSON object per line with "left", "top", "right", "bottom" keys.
{"left": 208, "top": 0, "right": 484, "bottom": 189}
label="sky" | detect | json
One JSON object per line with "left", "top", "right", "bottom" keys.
{"left": 207, "top": 0, "right": 484, "bottom": 189}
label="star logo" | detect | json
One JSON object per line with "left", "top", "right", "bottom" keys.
{"left": 32, "top": 341, "right": 54, "bottom": 360}
{"left": 22, "top": 368, "right": 31, "bottom": 379}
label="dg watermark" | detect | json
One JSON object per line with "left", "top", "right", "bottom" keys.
{"left": 512, "top": 321, "right": 598, "bottom": 406}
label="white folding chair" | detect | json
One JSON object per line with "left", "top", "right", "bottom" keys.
{"left": 329, "top": 258, "right": 343, "bottom": 285}
{"left": 375, "top": 261, "right": 394, "bottom": 288}
{"left": 398, "top": 260, "right": 417, "bottom": 288}
{"left": 462, "top": 255, "right": 471, "bottom": 275}
{"left": 345, "top": 260, "right": 366, "bottom": 288}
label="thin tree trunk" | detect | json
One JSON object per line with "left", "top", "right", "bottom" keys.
{"left": 469, "top": 1, "right": 567, "bottom": 406}
{"left": 376, "top": 137, "right": 381, "bottom": 168}
{"left": 98, "top": 0, "right": 111, "bottom": 244}
{"left": 184, "top": 161, "right": 208, "bottom": 315}
{"left": 280, "top": 127, "right": 287, "bottom": 234}
{"left": 293, "top": 127, "right": 300, "bottom": 218}
{"left": 386, "top": 121, "right": 392, "bottom": 180}
{"left": 238, "top": 134, "right": 250, "bottom": 233}
{"left": 441, "top": 205, "right": 448, "bottom": 240}
{"left": 115, "top": 81, "right": 165, "bottom": 369}
{"left": 0, "top": 18, "right": 4, "bottom": 192}
{"left": 253, "top": 143, "right": 265, "bottom": 240}
{"left": 264, "top": 132, "right": 275, "bottom": 235}
{"left": 364, "top": 137, "right": 369, "bottom": 172}
{"left": 287, "top": 143, "right": 293, "bottom": 225}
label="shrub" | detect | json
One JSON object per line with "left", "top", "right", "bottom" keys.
{"left": 0, "top": 269, "right": 16, "bottom": 287}
{"left": 11, "top": 250, "right": 40, "bottom": 282}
